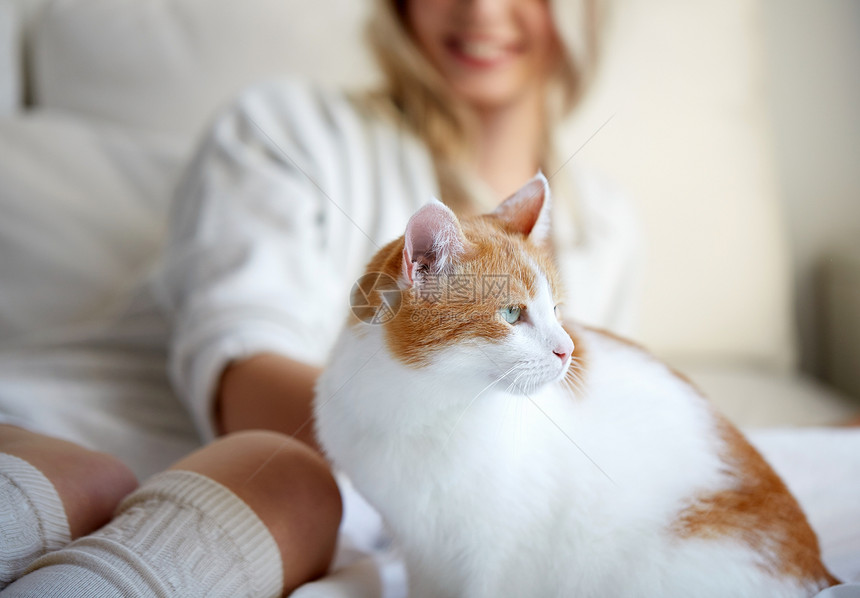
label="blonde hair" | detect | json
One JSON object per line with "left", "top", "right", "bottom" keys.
{"left": 365, "top": 0, "right": 605, "bottom": 212}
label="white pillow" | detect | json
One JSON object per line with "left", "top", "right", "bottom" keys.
{"left": 0, "top": 114, "right": 185, "bottom": 341}
{"left": 30, "top": 0, "right": 379, "bottom": 137}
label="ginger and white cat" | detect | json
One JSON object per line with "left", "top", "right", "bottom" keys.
{"left": 314, "top": 174, "right": 837, "bottom": 597}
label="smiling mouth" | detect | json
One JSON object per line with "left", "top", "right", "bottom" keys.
{"left": 445, "top": 37, "right": 521, "bottom": 67}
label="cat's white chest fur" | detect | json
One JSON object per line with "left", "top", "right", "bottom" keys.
{"left": 315, "top": 325, "right": 815, "bottom": 598}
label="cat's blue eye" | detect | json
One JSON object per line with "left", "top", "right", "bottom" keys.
{"left": 501, "top": 305, "right": 522, "bottom": 324}
{"left": 554, "top": 304, "right": 562, "bottom": 319}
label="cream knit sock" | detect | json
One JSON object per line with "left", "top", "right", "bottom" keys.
{"left": 1, "top": 470, "right": 283, "bottom": 598}
{"left": 0, "top": 454, "right": 71, "bottom": 589}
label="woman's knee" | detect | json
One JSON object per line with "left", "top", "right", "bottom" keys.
{"left": 0, "top": 424, "right": 139, "bottom": 540}
{"left": 169, "top": 430, "right": 343, "bottom": 590}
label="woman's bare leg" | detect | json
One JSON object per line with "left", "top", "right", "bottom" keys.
{"left": 0, "top": 428, "right": 342, "bottom": 597}
{"left": 0, "top": 424, "right": 139, "bottom": 541}
{"left": 169, "top": 430, "right": 343, "bottom": 592}
{"left": 0, "top": 425, "right": 137, "bottom": 589}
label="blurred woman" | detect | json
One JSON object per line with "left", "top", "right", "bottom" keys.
{"left": 0, "top": 1, "right": 638, "bottom": 596}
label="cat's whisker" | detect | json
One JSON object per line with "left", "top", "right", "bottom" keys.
{"left": 562, "top": 365, "right": 587, "bottom": 398}
{"left": 501, "top": 364, "right": 531, "bottom": 401}
{"left": 441, "top": 363, "right": 524, "bottom": 451}
{"left": 497, "top": 370, "right": 531, "bottom": 453}
{"left": 567, "top": 356, "right": 584, "bottom": 369}
{"left": 559, "top": 376, "right": 575, "bottom": 397}
{"left": 566, "top": 381, "right": 586, "bottom": 400}
{"left": 522, "top": 373, "right": 537, "bottom": 394}
{"left": 562, "top": 374, "right": 582, "bottom": 397}
{"left": 497, "top": 362, "right": 528, "bottom": 391}
{"left": 570, "top": 368, "right": 587, "bottom": 389}
{"left": 505, "top": 368, "right": 530, "bottom": 395}
{"left": 567, "top": 362, "right": 584, "bottom": 375}
{"left": 505, "top": 361, "right": 533, "bottom": 447}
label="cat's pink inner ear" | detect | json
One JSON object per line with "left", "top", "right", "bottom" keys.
{"left": 492, "top": 172, "right": 552, "bottom": 244}
{"left": 402, "top": 200, "right": 464, "bottom": 284}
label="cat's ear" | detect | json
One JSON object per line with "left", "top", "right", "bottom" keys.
{"left": 492, "top": 171, "right": 552, "bottom": 245}
{"left": 402, "top": 199, "right": 465, "bottom": 285}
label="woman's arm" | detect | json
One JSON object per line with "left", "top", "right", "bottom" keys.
{"left": 156, "top": 81, "right": 351, "bottom": 445}
{"left": 217, "top": 354, "right": 323, "bottom": 453}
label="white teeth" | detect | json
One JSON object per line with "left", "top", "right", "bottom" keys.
{"left": 459, "top": 41, "right": 506, "bottom": 61}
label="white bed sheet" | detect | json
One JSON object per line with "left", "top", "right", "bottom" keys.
{"left": 749, "top": 428, "right": 860, "bottom": 584}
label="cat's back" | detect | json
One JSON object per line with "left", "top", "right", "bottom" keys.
{"left": 543, "top": 324, "right": 725, "bottom": 504}
{"left": 551, "top": 324, "right": 838, "bottom": 597}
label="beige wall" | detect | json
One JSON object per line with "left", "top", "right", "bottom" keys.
{"left": 562, "top": 0, "right": 797, "bottom": 370}
{"left": 761, "top": 0, "right": 860, "bottom": 376}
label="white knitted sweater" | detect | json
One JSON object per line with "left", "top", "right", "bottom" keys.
{"left": 155, "top": 78, "right": 640, "bottom": 442}
{"left": 0, "top": 78, "right": 638, "bottom": 478}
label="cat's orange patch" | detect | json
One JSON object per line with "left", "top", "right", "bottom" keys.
{"left": 584, "top": 326, "right": 837, "bottom": 587}
{"left": 353, "top": 214, "right": 563, "bottom": 367}
{"left": 673, "top": 415, "right": 839, "bottom": 587}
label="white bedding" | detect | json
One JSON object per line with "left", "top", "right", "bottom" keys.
{"left": 0, "top": 112, "right": 199, "bottom": 476}
{"left": 0, "top": 112, "right": 858, "bottom": 597}
{"left": 750, "top": 428, "right": 860, "bottom": 583}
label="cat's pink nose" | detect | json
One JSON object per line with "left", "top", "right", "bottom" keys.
{"left": 553, "top": 338, "right": 574, "bottom": 361}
